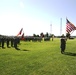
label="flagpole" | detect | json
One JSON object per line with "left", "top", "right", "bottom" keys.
{"left": 65, "top": 18, "right": 67, "bottom": 35}
{"left": 70, "top": 30, "right": 74, "bottom": 35}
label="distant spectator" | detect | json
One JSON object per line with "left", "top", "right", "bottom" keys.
{"left": 52, "top": 35, "right": 54, "bottom": 41}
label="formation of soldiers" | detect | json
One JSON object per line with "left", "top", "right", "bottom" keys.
{"left": 0, "top": 36, "right": 20, "bottom": 50}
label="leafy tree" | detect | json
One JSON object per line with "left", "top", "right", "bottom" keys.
{"left": 36, "top": 35, "right": 39, "bottom": 37}
{"left": 45, "top": 32, "right": 49, "bottom": 37}
{"left": 33, "top": 34, "right": 36, "bottom": 37}
{"left": 40, "top": 32, "right": 44, "bottom": 37}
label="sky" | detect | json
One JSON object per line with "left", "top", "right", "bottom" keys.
{"left": 0, "top": 0, "right": 76, "bottom": 36}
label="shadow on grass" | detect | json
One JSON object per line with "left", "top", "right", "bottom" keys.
{"left": 64, "top": 52, "right": 76, "bottom": 56}
{"left": 15, "top": 48, "right": 30, "bottom": 51}
{"left": 22, "top": 49, "right": 30, "bottom": 51}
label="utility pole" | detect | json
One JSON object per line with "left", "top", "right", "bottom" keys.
{"left": 60, "top": 18, "right": 62, "bottom": 36}
{"left": 50, "top": 24, "right": 52, "bottom": 34}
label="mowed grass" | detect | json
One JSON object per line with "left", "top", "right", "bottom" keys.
{"left": 0, "top": 38, "right": 76, "bottom": 75}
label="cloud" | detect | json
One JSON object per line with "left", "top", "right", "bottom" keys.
{"left": 20, "top": 1, "right": 24, "bottom": 8}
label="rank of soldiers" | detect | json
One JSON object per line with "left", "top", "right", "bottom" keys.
{"left": 0, "top": 36, "right": 20, "bottom": 50}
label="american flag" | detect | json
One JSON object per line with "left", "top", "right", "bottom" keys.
{"left": 17, "top": 28, "right": 23, "bottom": 36}
{"left": 66, "top": 18, "right": 76, "bottom": 33}
{"left": 21, "top": 33, "right": 24, "bottom": 40}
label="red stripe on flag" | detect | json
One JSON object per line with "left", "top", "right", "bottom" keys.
{"left": 17, "top": 28, "right": 23, "bottom": 36}
{"left": 21, "top": 33, "right": 24, "bottom": 40}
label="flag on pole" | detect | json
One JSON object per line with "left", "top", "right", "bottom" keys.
{"left": 17, "top": 28, "right": 23, "bottom": 36}
{"left": 66, "top": 18, "right": 76, "bottom": 33}
{"left": 21, "top": 33, "right": 24, "bottom": 40}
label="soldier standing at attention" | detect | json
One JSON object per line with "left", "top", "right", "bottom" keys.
{"left": 60, "top": 34, "right": 66, "bottom": 54}
{"left": 1, "top": 37, "right": 5, "bottom": 49}
{"left": 14, "top": 37, "right": 20, "bottom": 50}
{"left": 11, "top": 37, "right": 14, "bottom": 47}
{"left": 6, "top": 37, "right": 10, "bottom": 48}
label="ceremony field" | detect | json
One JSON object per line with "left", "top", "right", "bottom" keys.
{"left": 0, "top": 38, "right": 76, "bottom": 75}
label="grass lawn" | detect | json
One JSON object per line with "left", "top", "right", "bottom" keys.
{"left": 0, "top": 38, "right": 76, "bottom": 75}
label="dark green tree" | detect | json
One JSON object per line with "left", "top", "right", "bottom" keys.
{"left": 33, "top": 34, "right": 36, "bottom": 37}
{"left": 40, "top": 32, "right": 44, "bottom": 37}
{"left": 45, "top": 32, "right": 49, "bottom": 37}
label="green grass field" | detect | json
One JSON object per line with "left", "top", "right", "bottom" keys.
{"left": 0, "top": 38, "right": 76, "bottom": 75}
